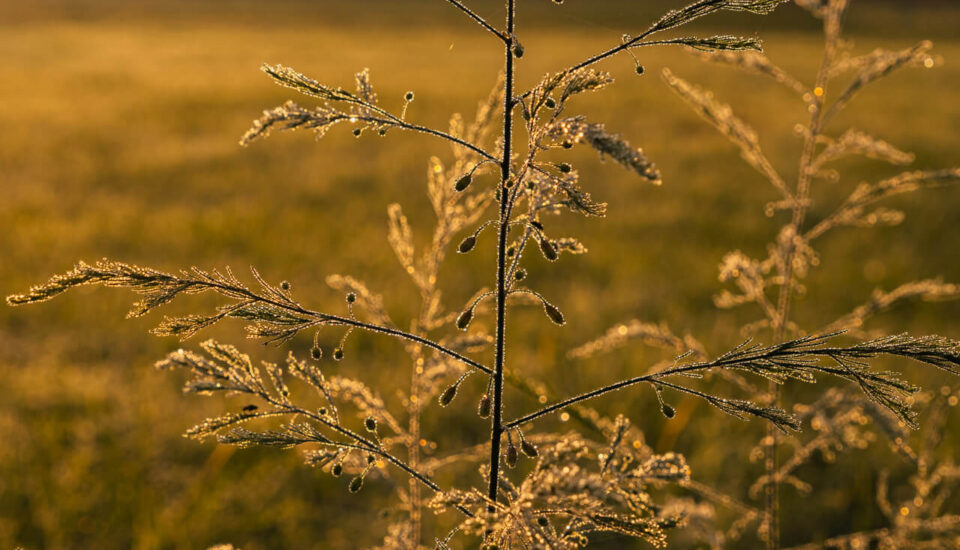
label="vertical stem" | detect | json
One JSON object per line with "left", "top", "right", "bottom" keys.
{"left": 765, "top": 21, "right": 837, "bottom": 549}
{"left": 488, "top": 0, "right": 515, "bottom": 512}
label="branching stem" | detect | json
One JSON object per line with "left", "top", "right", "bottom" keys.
{"left": 487, "top": 0, "right": 515, "bottom": 512}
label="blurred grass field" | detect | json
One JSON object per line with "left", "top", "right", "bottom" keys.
{"left": 2, "top": 1, "right": 960, "bottom": 548}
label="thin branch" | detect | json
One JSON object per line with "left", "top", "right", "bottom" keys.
{"left": 442, "top": 0, "right": 508, "bottom": 42}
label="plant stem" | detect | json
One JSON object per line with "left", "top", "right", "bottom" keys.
{"left": 765, "top": 22, "right": 837, "bottom": 549}
{"left": 487, "top": 0, "right": 515, "bottom": 512}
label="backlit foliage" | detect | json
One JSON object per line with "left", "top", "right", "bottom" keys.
{"left": 7, "top": 0, "right": 960, "bottom": 548}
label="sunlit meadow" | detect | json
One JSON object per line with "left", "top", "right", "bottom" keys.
{"left": 2, "top": 1, "right": 960, "bottom": 548}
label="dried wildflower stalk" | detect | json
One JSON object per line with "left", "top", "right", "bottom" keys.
{"left": 645, "top": 0, "right": 960, "bottom": 547}
{"left": 7, "top": 0, "right": 960, "bottom": 548}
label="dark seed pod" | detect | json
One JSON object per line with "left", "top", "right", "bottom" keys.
{"left": 311, "top": 346, "right": 322, "bottom": 360}
{"left": 280, "top": 280, "right": 291, "bottom": 290}
{"left": 544, "top": 97, "right": 556, "bottom": 109}
{"left": 458, "top": 235, "right": 476, "bottom": 254}
{"left": 514, "top": 269, "right": 527, "bottom": 281}
{"left": 539, "top": 238, "right": 558, "bottom": 261}
{"left": 349, "top": 476, "right": 364, "bottom": 493}
{"left": 661, "top": 404, "right": 676, "bottom": 419}
{"left": 378, "top": 128, "right": 387, "bottom": 136}
{"left": 366, "top": 454, "right": 376, "bottom": 464}
{"left": 561, "top": 141, "right": 573, "bottom": 149}
{"left": 477, "top": 393, "right": 492, "bottom": 418}
{"left": 454, "top": 174, "right": 472, "bottom": 192}
{"left": 544, "top": 302, "right": 565, "bottom": 325}
{"left": 346, "top": 292, "right": 357, "bottom": 303}
{"left": 537, "top": 516, "right": 549, "bottom": 527}
{"left": 520, "top": 439, "right": 539, "bottom": 458}
{"left": 365, "top": 417, "right": 377, "bottom": 431}
{"left": 242, "top": 404, "right": 258, "bottom": 412}
{"left": 352, "top": 128, "right": 362, "bottom": 137}
{"left": 506, "top": 246, "right": 516, "bottom": 257}
{"left": 635, "top": 64, "right": 645, "bottom": 75}
{"left": 439, "top": 383, "right": 458, "bottom": 407}
{"left": 331, "top": 463, "right": 343, "bottom": 477}
{"left": 506, "top": 442, "right": 519, "bottom": 468}
{"left": 333, "top": 348, "right": 344, "bottom": 361}
{"left": 530, "top": 220, "right": 544, "bottom": 231}
{"left": 456, "top": 307, "right": 474, "bottom": 330}
{"left": 404, "top": 91, "right": 414, "bottom": 101}
{"left": 512, "top": 42, "right": 524, "bottom": 58}
{"left": 558, "top": 162, "right": 571, "bottom": 173}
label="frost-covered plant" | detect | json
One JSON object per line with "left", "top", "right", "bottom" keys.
{"left": 573, "top": 0, "right": 960, "bottom": 547}
{"left": 7, "top": 1, "right": 960, "bottom": 548}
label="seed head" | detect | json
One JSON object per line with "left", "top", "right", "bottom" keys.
{"left": 558, "top": 162, "right": 572, "bottom": 173}
{"left": 661, "top": 404, "right": 676, "bottom": 419}
{"left": 404, "top": 91, "right": 414, "bottom": 101}
{"left": 311, "top": 346, "right": 322, "bottom": 360}
{"left": 352, "top": 128, "right": 362, "bottom": 137}
{"left": 280, "top": 280, "right": 291, "bottom": 291}
{"left": 506, "top": 441, "right": 519, "bottom": 468}
{"left": 346, "top": 292, "right": 356, "bottom": 304}
{"left": 520, "top": 439, "right": 539, "bottom": 458}
{"left": 514, "top": 269, "right": 527, "bottom": 281}
{"left": 544, "top": 97, "right": 556, "bottom": 109}
{"left": 331, "top": 463, "right": 343, "bottom": 477}
{"left": 635, "top": 64, "right": 645, "bottom": 75}
{"left": 539, "top": 238, "right": 558, "bottom": 262}
{"left": 458, "top": 235, "right": 476, "bottom": 254}
{"left": 439, "top": 383, "right": 459, "bottom": 407}
{"left": 333, "top": 348, "right": 344, "bottom": 361}
{"left": 365, "top": 417, "right": 377, "bottom": 431}
{"left": 543, "top": 302, "right": 565, "bottom": 325}
{"left": 455, "top": 174, "right": 472, "bottom": 192}
{"left": 456, "top": 307, "right": 474, "bottom": 330}
{"left": 537, "top": 516, "right": 550, "bottom": 527}
{"left": 349, "top": 476, "right": 364, "bottom": 493}
{"left": 477, "top": 393, "right": 492, "bottom": 418}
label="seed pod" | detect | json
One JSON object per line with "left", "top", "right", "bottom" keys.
{"left": 558, "top": 162, "right": 572, "bottom": 173}
{"left": 537, "top": 516, "right": 550, "bottom": 527}
{"left": 352, "top": 128, "right": 362, "bottom": 137}
{"left": 378, "top": 128, "right": 387, "bottom": 136}
{"left": 280, "top": 280, "right": 291, "bottom": 290}
{"left": 544, "top": 97, "right": 556, "bottom": 109}
{"left": 349, "top": 476, "right": 364, "bottom": 493}
{"left": 310, "top": 346, "right": 322, "bottom": 360}
{"left": 458, "top": 235, "right": 476, "bottom": 254}
{"left": 561, "top": 141, "right": 573, "bottom": 149}
{"left": 661, "top": 404, "right": 676, "bottom": 419}
{"left": 242, "top": 404, "right": 258, "bottom": 412}
{"left": 346, "top": 292, "right": 356, "bottom": 303}
{"left": 456, "top": 307, "right": 474, "bottom": 330}
{"left": 439, "top": 383, "right": 458, "bottom": 407}
{"left": 520, "top": 439, "right": 539, "bottom": 458}
{"left": 331, "top": 463, "right": 343, "bottom": 477}
{"left": 454, "top": 174, "right": 472, "bottom": 192}
{"left": 365, "top": 417, "right": 377, "bottom": 431}
{"left": 505, "top": 442, "right": 519, "bottom": 468}
{"left": 635, "top": 64, "right": 645, "bottom": 75}
{"left": 404, "top": 91, "right": 415, "bottom": 101}
{"left": 530, "top": 220, "right": 544, "bottom": 231}
{"left": 512, "top": 41, "right": 524, "bottom": 58}
{"left": 506, "top": 245, "right": 516, "bottom": 257}
{"left": 514, "top": 269, "right": 527, "bottom": 281}
{"left": 543, "top": 302, "right": 565, "bottom": 325}
{"left": 333, "top": 348, "right": 344, "bottom": 361}
{"left": 477, "top": 393, "right": 492, "bottom": 418}
{"left": 539, "top": 238, "right": 558, "bottom": 261}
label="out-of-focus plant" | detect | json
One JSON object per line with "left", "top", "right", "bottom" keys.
{"left": 8, "top": 0, "right": 960, "bottom": 548}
